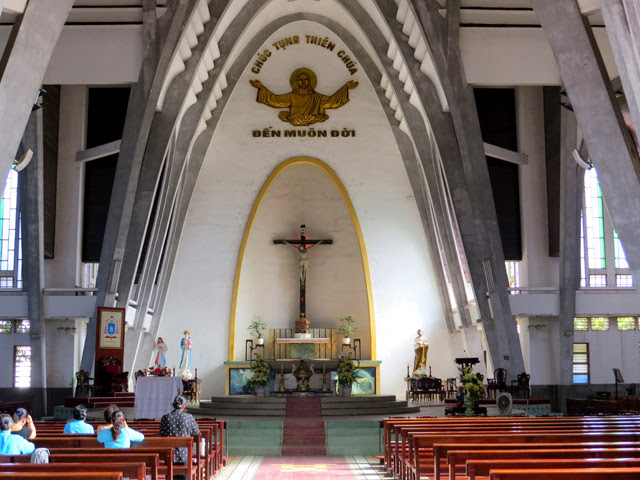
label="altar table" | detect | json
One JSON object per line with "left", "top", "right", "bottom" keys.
{"left": 274, "top": 337, "right": 331, "bottom": 359}
{"left": 134, "top": 376, "right": 183, "bottom": 419}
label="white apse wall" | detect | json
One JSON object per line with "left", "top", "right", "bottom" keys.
{"left": 158, "top": 20, "right": 457, "bottom": 398}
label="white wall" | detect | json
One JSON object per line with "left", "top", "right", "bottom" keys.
{"left": 159, "top": 20, "right": 455, "bottom": 398}
{"left": 575, "top": 327, "right": 640, "bottom": 384}
{"left": 45, "top": 85, "right": 86, "bottom": 288}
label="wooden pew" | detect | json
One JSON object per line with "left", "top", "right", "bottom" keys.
{"left": 48, "top": 448, "right": 168, "bottom": 480}
{"left": 489, "top": 467, "right": 640, "bottom": 480}
{"left": 34, "top": 437, "right": 192, "bottom": 480}
{"left": 443, "top": 444, "right": 640, "bottom": 480}
{"left": 409, "top": 431, "right": 640, "bottom": 480}
{"left": 50, "top": 453, "right": 159, "bottom": 480}
{"left": 0, "top": 473, "right": 123, "bottom": 480}
{"left": 468, "top": 457, "right": 640, "bottom": 480}
{"left": 398, "top": 425, "right": 636, "bottom": 480}
{"left": 383, "top": 416, "right": 640, "bottom": 478}
{"left": 0, "top": 462, "right": 144, "bottom": 479}
{"left": 33, "top": 416, "right": 226, "bottom": 480}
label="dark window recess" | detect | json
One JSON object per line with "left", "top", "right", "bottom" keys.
{"left": 43, "top": 85, "right": 60, "bottom": 259}
{"left": 82, "top": 154, "right": 117, "bottom": 262}
{"left": 487, "top": 156, "right": 522, "bottom": 260}
{"left": 86, "top": 87, "right": 131, "bottom": 149}
{"left": 543, "top": 86, "right": 561, "bottom": 257}
{"left": 474, "top": 88, "right": 522, "bottom": 260}
{"left": 134, "top": 163, "right": 164, "bottom": 285}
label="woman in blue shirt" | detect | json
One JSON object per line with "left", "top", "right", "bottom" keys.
{"left": 64, "top": 405, "right": 95, "bottom": 434}
{"left": 0, "top": 414, "right": 35, "bottom": 455}
{"left": 97, "top": 410, "right": 144, "bottom": 448}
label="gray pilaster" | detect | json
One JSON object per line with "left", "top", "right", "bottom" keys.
{"left": 19, "top": 110, "right": 46, "bottom": 410}
{"left": 558, "top": 109, "right": 584, "bottom": 386}
{"left": 0, "top": 0, "right": 74, "bottom": 184}
{"left": 600, "top": 0, "right": 640, "bottom": 146}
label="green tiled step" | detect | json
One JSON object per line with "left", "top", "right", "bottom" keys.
{"left": 321, "top": 395, "right": 420, "bottom": 415}
{"left": 226, "top": 420, "right": 283, "bottom": 456}
{"left": 321, "top": 395, "right": 398, "bottom": 403}
{"left": 325, "top": 419, "right": 381, "bottom": 456}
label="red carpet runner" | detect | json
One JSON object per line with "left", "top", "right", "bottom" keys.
{"left": 281, "top": 398, "right": 326, "bottom": 456}
{"left": 252, "top": 457, "right": 356, "bottom": 479}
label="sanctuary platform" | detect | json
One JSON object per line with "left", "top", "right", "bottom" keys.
{"left": 191, "top": 394, "right": 419, "bottom": 417}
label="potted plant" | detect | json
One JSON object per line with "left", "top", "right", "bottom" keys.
{"left": 247, "top": 354, "right": 271, "bottom": 396}
{"left": 458, "top": 365, "right": 486, "bottom": 415}
{"left": 338, "top": 314, "right": 356, "bottom": 345}
{"left": 336, "top": 355, "right": 359, "bottom": 396}
{"left": 248, "top": 314, "right": 267, "bottom": 345}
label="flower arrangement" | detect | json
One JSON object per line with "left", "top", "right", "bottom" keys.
{"left": 146, "top": 366, "right": 171, "bottom": 377}
{"left": 247, "top": 354, "right": 271, "bottom": 388}
{"left": 337, "top": 355, "right": 359, "bottom": 386}
{"left": 458, "top": 365, "right": 486, "bottom": 404}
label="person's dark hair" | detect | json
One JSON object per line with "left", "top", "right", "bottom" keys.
{"left": 0, "top": 413, "right": 13, "bottom": 431}
{"left": 12, "top": 408, "right": 28, "bottom": 423}
{"left": 103, "top": 404, "right": 118, "bottom": 424}
{"left": 73, "top": 404, "right": 87, "bottom": 420}
{"left": 172, "top": 394, "right": 187, "bottom": 410}
{"left": 111, "top": 410, "right": 126, "bottom": 441}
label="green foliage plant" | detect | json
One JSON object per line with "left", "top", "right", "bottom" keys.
{"left": 337, "top": 314, "right": 356, "bottom": 338}
{"left": 337, "top": 355, "right": 359, "bottom": 386}
{"left": 248, "top": 314, "right": 267, "bottom": 339}
{"left": 247, "top": 354, "right": 271, "bottom": 388}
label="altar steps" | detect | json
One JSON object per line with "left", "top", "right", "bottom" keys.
{"left": 191, "top": 394, "right": 419, "bottom": 417}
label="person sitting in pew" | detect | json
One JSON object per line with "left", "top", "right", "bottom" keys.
{"left": 11, "top": 408, "right": 36, "bottom": 440}
{"left": 96, "top": 403, "right": 119, "bottom": 434}
{"left": 0, "top": 413, "right": 34, "bottom": 455}
{"left": 160, "top": 394, "right": 200, "bottom": 478}
{"left": 63, "top": 405, "right": 95, "bottom": 434}
{"left": 97, "top": 410, "right": 144, "bottom": 448}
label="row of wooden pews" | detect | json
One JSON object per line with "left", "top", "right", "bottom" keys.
{"left": 0, "top": 417, "right": 226, "bottom": 480}
{"left": 381, "top": 415, "right": 640, "bottom": 480}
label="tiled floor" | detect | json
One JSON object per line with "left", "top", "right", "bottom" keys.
{"left": 218, "top": 456, "right": 393, "bottom": 480}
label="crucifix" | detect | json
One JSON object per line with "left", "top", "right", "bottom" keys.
{"left": 274, "top": 225, "right": 332, "bottom": 331}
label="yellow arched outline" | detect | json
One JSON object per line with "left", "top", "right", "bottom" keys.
{"left": 228, "top": 156, "right": 376, "bottom": 361}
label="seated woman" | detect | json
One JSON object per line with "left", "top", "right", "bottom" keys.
{"left": 11, "top": 408, "right": 36, "bottom": 440}
{"left": 63, "top": 405, "right": 95, "bottom": 434}
{"left": 0, "top": 413, "right": 35, "bottom": 454}
{"left": 97, "top": 410, "right": 144, "bottom": 448}
{"left": 96, "top": 403, "right": 118, "bottom": 434}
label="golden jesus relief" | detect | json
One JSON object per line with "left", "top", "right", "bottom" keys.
{"left": 250, "top": 67, "right": 358, "bottom": 126}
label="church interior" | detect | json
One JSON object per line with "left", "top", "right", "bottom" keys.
{"left": 4, "top": 0, "right": 640, "bottom": 476}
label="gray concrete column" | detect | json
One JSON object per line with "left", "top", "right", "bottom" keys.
{"left": 558, "top": 109, "right": 584, "bottom": 386}
{"left": 19, "top": 109, "right": 46, "bottom": 412}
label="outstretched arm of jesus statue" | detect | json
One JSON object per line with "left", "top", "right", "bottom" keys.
{"left": 250, "top": 79, "right": 292, "bottom": 108}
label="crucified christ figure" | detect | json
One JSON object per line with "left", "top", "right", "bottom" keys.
{"left": 282, "top": 239, "right": 324, "bottom": 288}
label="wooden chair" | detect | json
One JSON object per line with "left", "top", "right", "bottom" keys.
{"left": 487, "top": 368, "right": 507, "bottom": 398}
{"left": 510, "top": 372, "right": 530, "bottom": 398}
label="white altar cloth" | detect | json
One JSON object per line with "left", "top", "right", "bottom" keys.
{"left": 134, "top": 376, "right": 183, "bottom": 419}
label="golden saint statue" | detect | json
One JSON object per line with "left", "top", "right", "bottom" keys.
{"left": 413, "top": 329, "right": 429, "bottom": 376}
{"left": 250, "top": 67, "right": 358, "bottom": 126}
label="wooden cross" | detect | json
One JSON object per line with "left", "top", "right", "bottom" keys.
{"left": 274, "top": 224, "right": 332, "bottom": 318}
